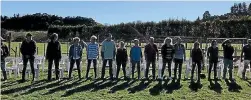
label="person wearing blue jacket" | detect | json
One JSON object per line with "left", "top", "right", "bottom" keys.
{"left": 69, "top": 37, "right": 83, "bottom": 80}
{"left": 130, "top": 39, "right": 143, "bottom": 79}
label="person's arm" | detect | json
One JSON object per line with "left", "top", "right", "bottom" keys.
{"left": 241, "top": 47, "right": 244, "bottom": 62}
{"left": 101, "top": 42, "right": 105, "bottom": 60}
{"left": 183, "top": 45, "right": 186, "bottom": 60}
{"left": 161, "top": 45, "right": 165, "bottom": 59}
{"left": 58, "top": 42, "right": 62, "bottom": 60}
{"left": 140, "top": 48, "right": 143, "bottom": 62}
{"left": 130, "top": 48, "right": 133, "bottom": 61}
{"left": 20, "top": 41, "right": 24, "bottom": 55}
{"left": 207, "top": 47, "right": 210, "bottom": 58}
{"left": 46, "top": 42, "right": 50, "bottom": 59}
{"left": 144, "top": 45, "right": 148, "bottom": 61}
{"left": 97, "top": 44, "right": 99, "bottom": 59}
{"left": 125, "top": 49, "right": 128, "bottom": 62}
{"left": 113, "top": 42, "right": 116, "bottom": 60}
{"left": 32, "top": 41, "right": 37, "bottom": 56}
{"left": 155, "top": 45, "right": 159, "bottom": 60}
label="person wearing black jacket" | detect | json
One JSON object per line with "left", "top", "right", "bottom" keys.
{"left": 222, "top": 39, "right": 234, "bottom": 80}
{"left": 116, "top": 41, "right": 128, "bottom": 79}
{"left": 161, "top": 37, "right": 175, "bottom": 80}
{"left": 20, "top": 33, "right": 37, "bottom": 82}
{"left": 207, "top": 40, "right": 219, "bottom": 81}
{"left": 190, "top": 41, "right": 204, "bottom": 84}
{"left": 1, "top": 36, "right": 9, "bottom": 81}
{"left": 46, "top": 33, "right": 61, "bottom": 81}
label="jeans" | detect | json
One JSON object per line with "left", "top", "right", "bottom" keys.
{"left": 145, "top": 60, "right": 156, "bottom": 79}
{"left": 1, "top": 60, "right": 7, "bottom": 80}
{"left": 48, "top": 58, "right": 60, "bottom": 80}
{"left": 191, "top": 61, "right": 202, "bottom": 82}
{"left": 86, "top": 59, "right": 97, "bottom": 78}
{"left": 162, "top": 59, "right": 172, "bottom": 77}
{"left": 69, "top": 59, "right": 81, "bottom": 79}
{"left": 101, "top": 59, "right": 113, "bottom": 79}
{"left": 22, "top": 56, "right": 35, "bottom": 81}
{"left": 131, "top": 61, "right": 140, "bottom": 79}
{"left": 208, "top": 61, "right": 218, "bottom": 79}
{"left": 223, "top": 58, "right": 233, "bottom": 79}
{"left": 174, "top": 58, "right": 183, "bottom": 80}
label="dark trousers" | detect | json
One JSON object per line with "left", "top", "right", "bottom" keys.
{"left": 191, "top": 61, "right": 202, "bottom": 82}
{"left": 132, "top": 61, "right": 140, "bottom": 79}
{"left": 22, "top": 57, "right": 35, "bottom": 81}
{"left": 208, "top": 61, "right": 217, "bottom": 80}
{"left": 48, "top": 58, "right": 60, "bottom": 80}
{"left": 69, "top": 59, "right": 81, "bottom": 79}
{"left": 162, "top": 60, "right": 172, "bottom": 77}
{"left": 145, "top": 60, "right": 156, "bottom": 79}
{"left": 86, "top": 59, "right": 97, "bottom": 78}
{"left": 1, "top": 61, "right": 7, "bottom": 80}
{"left": 116, "top": 60, "right": 126, "bottom": 79}
{"left": 101, "top": 59, "right": 113, "bottom": 79}
{"left": 174, "top": 59, "right": 183, "bottom": 80}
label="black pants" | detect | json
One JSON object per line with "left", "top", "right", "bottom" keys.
{"left": 48, "top": 58, "right": 60, "bottom": 80}
{"left": 116, "top": 60, "right": 126, "bottom": 79}
{"left": 208, "top": 61, "right": 217, "bottom": 80}
{"left": 69, "top": 59, "right": 81, "bottom": 79}
{"left": 162, "top": 60, "right": 172, "bottom": 77}
{"left": 191, "top": 61, "right": 202, "bottom": 82}
{"left": 86, "top": 59, "right": 97, "bottom": 78}
{"left": 1, "top": 61, "right": 7, "bottom": 80}
{"left": 132, "top": 61, "right": 140, "bottom": 79}
{"left": 22, "top": 57, "right": 35, "bottom": 81}
{"left": 101, "top": 59, "right": 113, "bottom": 79}
{"left": 174, "top": 59, "right": 183, "bottom": 80}
{"left": 145, "top": 60, "right": 156, "bottom": 79}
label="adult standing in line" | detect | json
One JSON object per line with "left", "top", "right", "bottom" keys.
{"left": 101, "top": 33, "right": 116, "bottom": 80}
{"left": 20, "top": 33, "right": 37, "bottom": 83}
{"left": 144, "top": 37, "right": 159, "bottom": 80}
{"left": 161, "top": 37, "right": 175, "bottom": 80}
{"left": 207, "top": 40, "right": 219, "bottom": 81}
{"left": 130, "top": 39, "right": 143, "bottom": 80}
{"left": 222, "top": 39, "right": 234, "bottom": 80}
{"left": 173, "top": 37, "right": 186, "bottom": 82}
{"left": 1, "top": 36, "right": 9, "bottom": 81}
{"left": 46, "top": 33, "right": 61, "bottom": 81}
{"left": 240, "top": 39, "right": 251, "bottom": 80}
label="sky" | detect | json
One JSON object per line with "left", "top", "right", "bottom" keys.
{"left": 1, "top": 1, "right": 251, "bottom": 25}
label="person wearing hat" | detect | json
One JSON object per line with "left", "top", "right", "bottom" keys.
{"left": 84, "top": 35, "right": 99, "bottom": 79}
{"left": 101, "top": 33, "right": 116, "bottom": 80}
{"left": 20, "top": 33, "right": 37, "bottom": 82}
{"left": 1, "top": 36, "right": 9, "bottom": 81}
{"left": 222, "top": 39, "right": 234, "bottom": 80}
{"left": 240, "top": 39, "right": 251, "bottom": 80}
{"left": 46, "top": 33, "right": 61, "bottom": 81}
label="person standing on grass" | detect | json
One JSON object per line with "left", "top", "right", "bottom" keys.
{"left": 46, "top": 33, "right": 61, "bottom": 81}
{"left": 241, "top": 39, "right": 251, "bottom": 80}
{"left": 20, "top": 33, "right": 37, "bottom": 82}
{"left": 115, "top": 41, "right": 128, "bottom": 79}
{"left": 84, "top": 35, "right": 99, "bottom": 79}
{"left": 1, "top": 36, "right": 9, "bottom": 81}
{"left": 190, "top": 41, "right": 204, "bottom": 84}
{"left": 69, "top": 37, "right": 83, "bottom": 80}
{"left": 222, "top": 39, "right": 234, "bottom": 80}
{"left": 101, "top": 33, "right": 116, "bottom": 80}
{"left": 130, "top": 39, "right": 143, "bottom": 80}
{"left": 207, "top": 40, "right": 219, "bottom": 81}
{"left": 173, "top": 37, "right": 186, "bottom": 82}
{"left": 144, "top": 37, "right": 159, "bottom": 80}
{"left": 161, "top": 37, "right": 175, "bottom": 80}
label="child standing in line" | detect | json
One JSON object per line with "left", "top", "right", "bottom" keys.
{"left": 116, "top": 41, "right": 128, "bottom": 79}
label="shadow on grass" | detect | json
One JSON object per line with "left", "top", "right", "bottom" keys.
{"left": 109, "top": 79, "right": 136, "bottom": 93}
{"left": 246, "top": 80, "right": 251, "bottom": 87}
{"left": 225, "top": 79, "right": 242, "bottom": 92}
{"left": 208, "top": 80, "right": 222, "bottom": 93}
{"left": 149, "top": 80, "right": 163, "bottom": 96}
{"left": 43, "top": 79, "right": 87, "bottom": 95}
{"left": 163, "top": 79, "right": 182, "bottom": 94}
{"left": 127, "top": 80, "right": 152, "bottom": 94}
{"left": 1, "top": 79, "right": 48, "bottom": 95}
{"left": 188, "top": 81, "right": 203, "bottom": 92}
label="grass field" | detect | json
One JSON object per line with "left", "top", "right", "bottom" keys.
{"left": 1, "top": 42, "right": 251, "bottom": 100}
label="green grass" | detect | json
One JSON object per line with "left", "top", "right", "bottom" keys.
{"left": 1, "top": 42, "right": 251, "bottom": 100}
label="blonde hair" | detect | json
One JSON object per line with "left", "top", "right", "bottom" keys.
{"left": 90, "top": 35, "right": 97, "bottom": 40}
{"left": 73, "top": 37, "right": 80, "bottom": 41}
{"left": 164, "top": 37, "right": 173, "bottom": 45}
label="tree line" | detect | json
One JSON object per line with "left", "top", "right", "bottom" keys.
{"left": 1, "top": 2, "right": 251, "bottom": 42}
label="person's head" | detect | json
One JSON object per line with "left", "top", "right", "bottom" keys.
{"left": 164, "top": 37, "right": 172, "bottom": 45}
{"left": 106, "top": 33, "right": 112, "bottom": 41}
{"left": 26, "top": 33, "right": 32, "bottom": 42}
{"left": 119, "top": 41, "right": 125, "bottom": 48}
{"left": 211, "top": 40, "right": 217, "bottom": 47}
{"left": 134, "top": 39, "right": 139, "bottom": 46}
{"left": 225, "top": 39, "right": 231, "bottom": 46}
{"left": 50, "top": 33, "right": 58, "bottom": 42}
{"left": 73, "top": 37, "right": 80, "bottom": 45}
{"left": 194, "top": 41, "right": 200, "bottom": 49}
{"left": 149, "top": 37, "right": 154, "bottom": 44}
{"left": 247, "top": 39, "right": 251, "bottom": 45}
{"left": 176, "top": 37, "right": 182, "bottom": 44}
{"left": 90, "top": 35, "right": 97, "bottom": 43}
